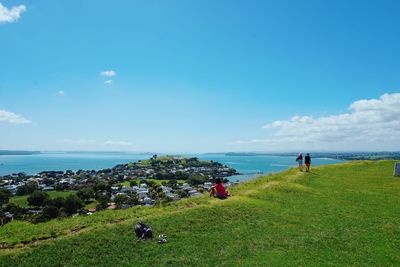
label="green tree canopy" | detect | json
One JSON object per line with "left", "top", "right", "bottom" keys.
{"left": 114, "top": 194, "right": 128, "bottom": 208}
{"left": 27, "top": 190, "right": 50, "bottom": 207}
{"left": 64, "top": 195, "right": 83, "bottom": 214}
{"left": 0, "top": 189, "right": 11, "bottom": 206}
{"left": 77, "top": 187, "right": 95, "bottom": 203}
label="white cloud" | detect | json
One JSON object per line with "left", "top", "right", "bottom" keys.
{"left": 59, "top": 139, "right": 136, "bottom": 148}
{"left": 104, "top": 140, "right": 134, "bottom": 147}
{"left": 104, "top": 79, "right": 113, "bottom": 85}
{"left": 59, "top": 139, "right": 97, "bottom": 145}
{"left": 0, "top": 3, "right": 26, "bottom": 24}
{"left": 0, "top": 109, "right": 31, "bottom": 124}
{"left": 58, "top": 90, "right": 65, "bottom": 95}
{"left": 100, "top": 70, "right": 117, "bottom": 77}
{"left": 235, "top": 93, "right": 400, "bottom": 151}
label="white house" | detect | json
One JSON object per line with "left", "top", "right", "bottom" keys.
{"left": 143, "top": 197, "right": 153, "bottom": 206}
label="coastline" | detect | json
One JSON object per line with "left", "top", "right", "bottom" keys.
{"left": 0, "top": 152, "right": 344, "bottom": 178}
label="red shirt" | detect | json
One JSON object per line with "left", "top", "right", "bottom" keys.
{"left": 215, "top": 183, "right": 227, "bottom": 196}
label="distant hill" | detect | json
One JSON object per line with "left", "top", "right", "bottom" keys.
{"left": 223, "top": 152, "right": 400, "bottom": 160}
{"left": 1, "top": 160, "right": 400, "bottom": 266}
{"left": 0, "top": 150, "right": 40, "bottom": 156}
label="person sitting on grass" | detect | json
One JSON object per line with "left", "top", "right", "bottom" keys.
{"left": 209, "top": 178, "right": 230, "bottom": 199}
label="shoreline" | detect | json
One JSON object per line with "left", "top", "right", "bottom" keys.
{"left": 0, "top": 153, "right": 344, "bottom": 178}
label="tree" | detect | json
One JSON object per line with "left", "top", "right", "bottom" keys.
{"left": 0, "top": 189, "right": 11, "bottom": 206}
{"left": 96, "top": 195, "right": 110, "bottom": 211}
{"left": 55, "top": 183, "right": 69, "bottom": 191}
{"left": 77, "top": 188, "right": 95, "bottom": 203}
{"left": 16, "top": 182, "right": 38, "bottom": 195}
{"left": 114, "top": 194, "right": 128, "bottom": 208}
{"left": 4, "top": 202, "right": 24, "bottom": 216}
{"left": 177, "top": 190, "right": 189, "bottom": 198}
{"left": 27, "top": 190, "right": 50, "bottom": 207}
{"left": 43, "top": 205, "right": 59, "bottom": 219}
{"left": 145, "top": 180, "right": 156, "bottom": 187}
{"left": 188, "top": 174, "right": 207, "bottom": 185}
{"left": 167, "top": 180, "right": 178, "bottom": 189}
{"left": 43, "top": 197, "right": 54, "bottom": 207}
{"left": 52, "top": 197, "right": 66, "bottom": 209}
{"left": 94, "top": 182, "right": 110, "bottom": 192}
{"left": 64, "top": 194, "right": 83, "bottom": 214}
{"left": 129, "top": 180, "right": 138, "bottom": 187}
{"left": 127, "top": 191, "right": 139, "bottom": 206}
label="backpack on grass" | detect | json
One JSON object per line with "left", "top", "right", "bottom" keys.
{"left": 134, "top": 222, "right": 153, "bottom": 240}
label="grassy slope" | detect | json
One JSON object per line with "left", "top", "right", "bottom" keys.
{"left": 1, "top": 161, "right": 400, "bottom": 266}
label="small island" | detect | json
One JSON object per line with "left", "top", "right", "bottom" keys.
{"left": 0, "top": 156, "right": 239, "bottom": 225}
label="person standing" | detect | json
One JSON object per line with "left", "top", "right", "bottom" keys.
{"left": 305, "top": 153, "right": 311, "bottom": 172}
{"left": 296, "top": 153, "right": 303, "bottom": 171}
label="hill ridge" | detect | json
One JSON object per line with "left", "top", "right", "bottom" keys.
{"left": 1, "top": 160, "right": 400, "bottom": 266}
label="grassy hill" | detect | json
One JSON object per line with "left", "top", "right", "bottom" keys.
{"left": 1, "top": 160, "right": 400, "bottom": 266}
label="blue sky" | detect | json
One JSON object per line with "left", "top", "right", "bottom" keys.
{"left": 1, "top": 0, "right": 400, "bottom": 152}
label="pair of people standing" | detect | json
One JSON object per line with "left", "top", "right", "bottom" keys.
{"left": 296, "top": 153, "right": 311, "bottom": 172}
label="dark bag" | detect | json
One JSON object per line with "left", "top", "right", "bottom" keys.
{"left": 135, "top": 223, "right": 153, "bottom": 239}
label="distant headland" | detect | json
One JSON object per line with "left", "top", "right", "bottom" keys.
{"left": 0, "top": 150, "right": 41, "bottom": 156}
{"left": 205, "top": 152, "right": 400, "bottom": 161}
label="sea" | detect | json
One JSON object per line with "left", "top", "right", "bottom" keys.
{"left": 0, "top": 152, "right": 343, "bottom": 181}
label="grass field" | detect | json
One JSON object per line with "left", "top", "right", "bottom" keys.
{"left": 1, "top": 161, "right": 400, "bottom": 266}
{"left": 9, "top": 191, "right": 76, "bottom": 208}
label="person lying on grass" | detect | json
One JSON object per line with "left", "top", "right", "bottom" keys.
{"left": 209, "top": 178, "right": 230, "bottom": 199}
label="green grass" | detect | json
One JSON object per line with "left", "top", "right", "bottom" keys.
{"left": 84, "top": 200, "right": 98, "bottom": 210}
{"left": 9, "top": 191, "right": 76, "bottom": 208}
{"left": 1, "top": 161, "right": 400, "bottom": 266}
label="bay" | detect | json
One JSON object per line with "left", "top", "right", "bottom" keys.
{"left": 0, "top": 152, "right": 343, "bottom": 181}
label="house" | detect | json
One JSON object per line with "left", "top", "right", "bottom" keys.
{"left": 203, "top": 182, "right": 213, "bottom": 190}
{"left": 181, "top": 183, "right": 193, "bottom": 191}
{"left": 142, "top": 197, "right": 153, "bottom": 206}
{"left": 188, "top": 190, "right": 201, "bottom": 196}
{"left": 161, "top": 186, "right": 172, "bottom": 193}
{"left": 224, "top": 182, "right": 232, "bottom": 188}
{"left": 120, "top": 186, "right": 131, "bottom": 193}
{"left": 42, "top": 186, "right": 55, "bottom": 191}
{"left": 3, "top": 185, "right": 17, "bottom": 195}
{"left": 137, "top": 189, "right": 149, "bottom": 198}
{"left": 111, "top": 186, "right": 119, "bottom": 193}
{"left": 131, "top": 186, "right": 139, "bottom": 191}
{"left": 107, "top": 203, "right": 117, "bottom": 210}
{"left": 166, "top": 192, "right": 180, "bottom": 201}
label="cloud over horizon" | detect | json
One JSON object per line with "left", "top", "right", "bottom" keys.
{"left": 100, "top": 70, "right": 116, "bottom": 85}
{"left": 60, "top": 139, "right": 136, "bottom": 148}
{"left": 236, "top": 93, "right": 400, "bottom": 151}
{"left": 100, "top": 70, "right": 116, "bottom": 77}
{"left": 0, "top": 3, "right": 26, "bottom": 24}
{"left": 0, "top": 109, "right": 31, "bottom": 124}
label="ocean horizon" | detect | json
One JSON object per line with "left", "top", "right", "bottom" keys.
{"left": 0, "top": 152, "right": 343, "bottom": 181}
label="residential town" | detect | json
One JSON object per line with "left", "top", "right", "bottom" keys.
{"left": 0, "top": 156, "right": 239, "bottom": 225}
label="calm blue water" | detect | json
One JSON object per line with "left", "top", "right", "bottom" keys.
{"left": 197, "top": 155, "right": 342, "bottom": 181}
{"left": 0, "top": 152, "right": 343, "bottom": 181}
